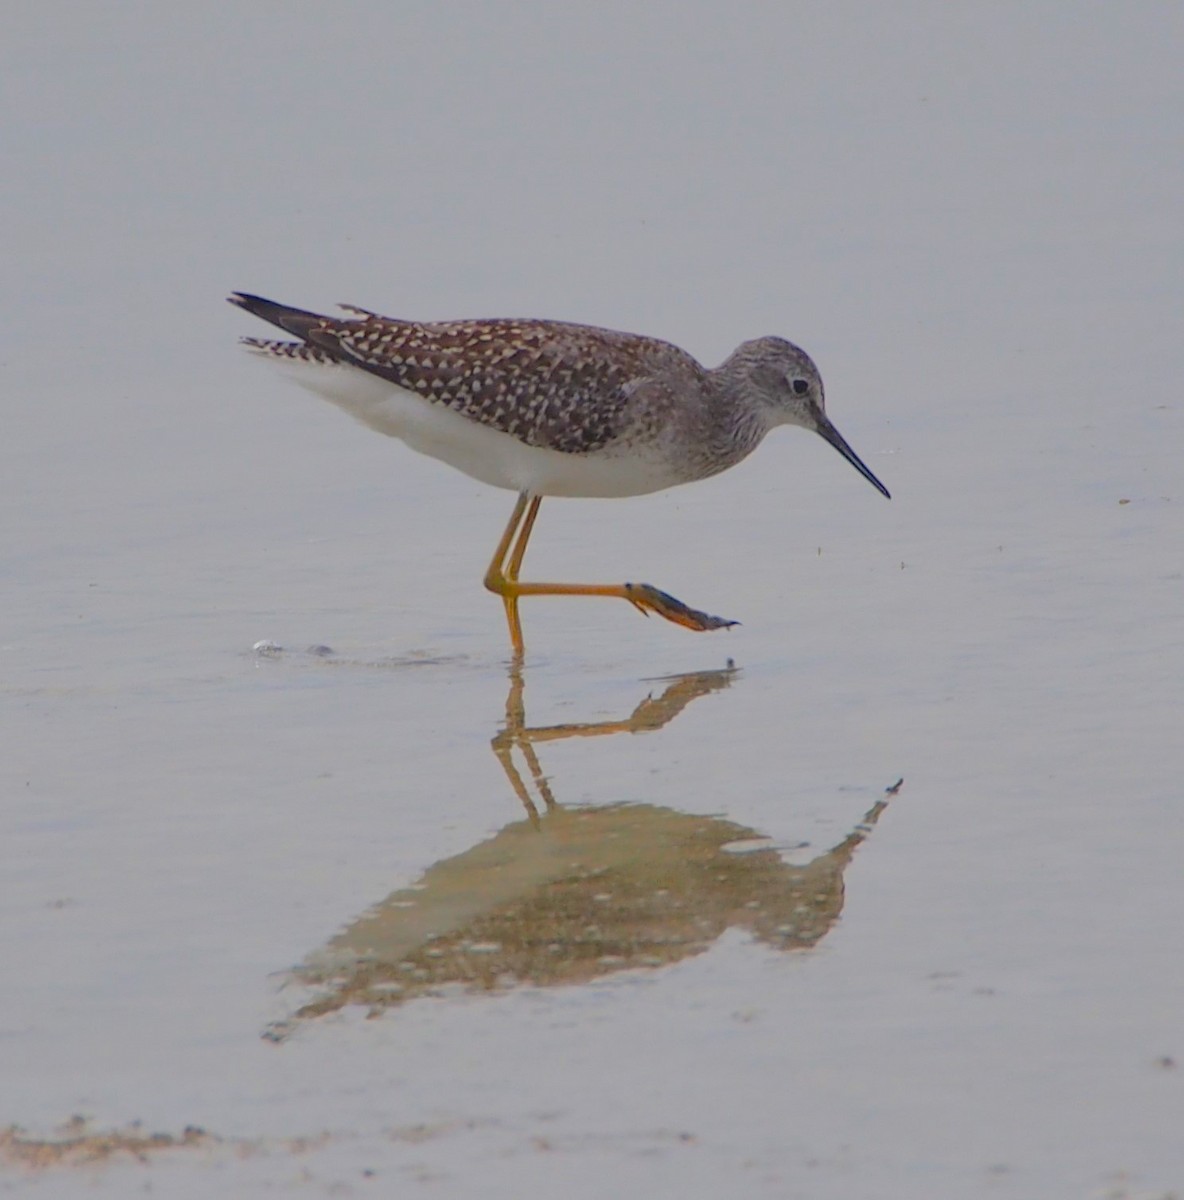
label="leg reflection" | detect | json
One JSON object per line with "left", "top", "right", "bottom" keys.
{"left": 265, "top": 663, "right": 899, "bottom": 1039}
{"left": 492, "top": 658, "right": 739, "bottom": 823}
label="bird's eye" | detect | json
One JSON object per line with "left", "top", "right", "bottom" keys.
{"left": 791, "top": 378, "right": 810, "bottom": 396}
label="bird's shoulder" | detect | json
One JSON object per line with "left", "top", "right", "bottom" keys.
{"left": 313, "top": 314, "right": 704, "bottom": 453}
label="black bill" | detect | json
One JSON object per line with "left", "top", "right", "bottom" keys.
{"left": 815, "top": 413, "right": 891, "bottom": 499}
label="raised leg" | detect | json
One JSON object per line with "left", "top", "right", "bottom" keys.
{"left": 483, "top": 493, "right": 738, "bottom": 653}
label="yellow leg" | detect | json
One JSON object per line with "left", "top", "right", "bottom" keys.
{"left": 505, "top": 494, "right": 542, "bottom": 580}
{"left": 483, "top": 493, "right": 738, "bottom": 653}
{"left": 501, "top": 495, "right": 542, "bottom": 653}
{"left": 483, "top": 492, "right": 532, "bottom": 655}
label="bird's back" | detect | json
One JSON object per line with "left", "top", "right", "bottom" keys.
{"left": 235, "top": 295, "right": 705, "bottom": 457}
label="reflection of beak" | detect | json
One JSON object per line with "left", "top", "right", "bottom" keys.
{"left": 814, "top": 412, "right": 891, "bottom": 499}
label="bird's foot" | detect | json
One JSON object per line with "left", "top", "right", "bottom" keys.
{"left": 623, "top": 583, "right": 739, "bottom": 632}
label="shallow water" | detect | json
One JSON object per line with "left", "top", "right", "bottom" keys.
{"left": 3, "top": 6, "right": 1182, "bottom": 1197}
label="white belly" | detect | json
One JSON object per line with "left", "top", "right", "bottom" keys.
{"left": 260, "top": 356, "right": 682, "bottom": 498}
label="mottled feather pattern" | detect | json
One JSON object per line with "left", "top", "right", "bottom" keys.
{"left": 246, "top": 309, "right": 705, "bottom": 455}
{"left": 233, "top": 292, "right": 890, "bottom": 502}
{"left": 241, "top": 337, "right": 337, "bottom": 366}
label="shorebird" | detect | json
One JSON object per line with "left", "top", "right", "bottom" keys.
{"left": 230, "top": 293, "right": 890, "bottom": 653}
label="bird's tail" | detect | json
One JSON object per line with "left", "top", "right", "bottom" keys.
{"left": 228, "top": 292, "right": 327, "bottom": 340}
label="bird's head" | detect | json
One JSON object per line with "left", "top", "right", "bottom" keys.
{"left": 731, "top": 336, "right": 890, "bottom": 499}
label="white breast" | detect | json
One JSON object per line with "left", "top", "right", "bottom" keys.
{"left": 252, "top": 355, "right": 682, "bottom": 499}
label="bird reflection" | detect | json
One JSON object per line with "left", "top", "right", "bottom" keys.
{"left": 265, "top": 662, "right": 892, "bottom": 1039}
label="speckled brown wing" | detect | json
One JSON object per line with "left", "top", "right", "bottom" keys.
{"left": 305, "top": 315, "right": 704, "bottom": 455}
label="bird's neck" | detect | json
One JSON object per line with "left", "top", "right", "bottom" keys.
{"left": 697, "top": 371, "right": 772, "bottom": 477}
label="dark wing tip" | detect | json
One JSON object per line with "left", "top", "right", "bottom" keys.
{"left": 227, "top": 293, "right": 328, "bottom": 340}
{"left": 227, "top": 291, "right": 277, "bottom": 313}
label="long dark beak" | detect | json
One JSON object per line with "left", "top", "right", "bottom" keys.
{"left": 815, "top": 413, "right": 891, "bottom": 499}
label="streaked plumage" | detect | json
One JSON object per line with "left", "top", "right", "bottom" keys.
{"left": 230, "top": 292, "right": 889, "bottom": 650}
